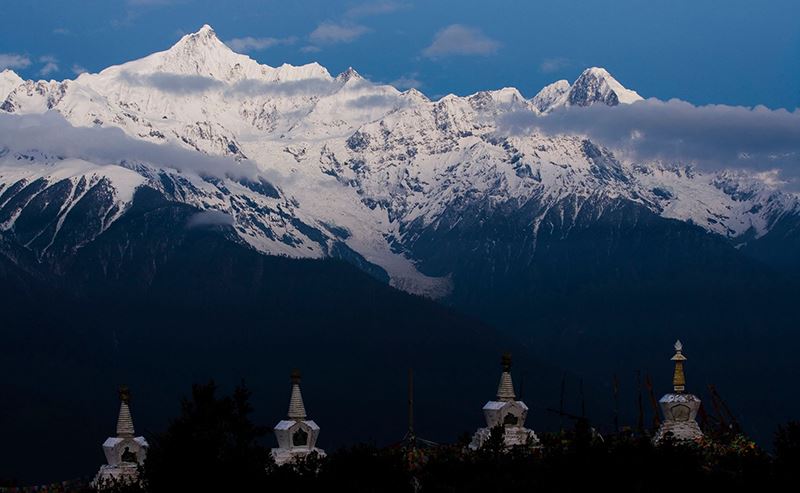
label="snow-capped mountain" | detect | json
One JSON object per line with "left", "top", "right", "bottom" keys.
{"left": 0, "top": 25, "right": 797, "bottom": 298}
{"left": 0, "top": 69, "right": 24, "bottom": 101}
{"left": 531, "top": 67, "right": 643, "bottom": 113}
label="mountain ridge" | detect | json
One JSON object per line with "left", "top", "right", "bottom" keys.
{"left": 0, "top": 24, "right": 798, "bottom": 298}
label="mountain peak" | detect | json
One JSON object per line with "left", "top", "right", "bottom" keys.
{"left": 0, "top": 68, "right": 23, "bottom": 82}
{"left": 336, "top": 67, "right": 362, "bottom": 83}
{"left": 567, "top": 67, "right": 642, "bottom": 107}
{"left": 139, "top": 24, "right": 263, "bottom": 81}
{"left": 198, "top": 24, "right": 215, "bottom": 35}
{"left": 531, "top": 79, "right": 570, "bottom": 112}
{"left": 0, "top": 69, "right": 24, "bottom": 101}
{"left": 171, "top": 24, "right": 229, "bottom": 54}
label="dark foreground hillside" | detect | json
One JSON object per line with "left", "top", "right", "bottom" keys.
{"left": 0, "top": 190, "right": 564, "bottom": 484}
{"left": 0, "top": 188, "right": 797, "bottom": 484}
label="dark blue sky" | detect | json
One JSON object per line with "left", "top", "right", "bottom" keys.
{"left": 1, "top": 0, "right": 798, "bottom": 109}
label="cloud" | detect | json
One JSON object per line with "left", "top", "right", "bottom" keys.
{"left": 117, "top": 69, "right": 348, "bottom": 99}
{"left": 344, "top": 1, "right": 409, "bottom": 18}
{"left": 228, "top": 77, "right": 342, "bottom": 98}
{"left": 71, "top": 64, "right": 88, "bottom": 75}
{"left": 0, "top": 112, "right": 259, "bottom": 181}
{"left": 53, "top": 28, "right": 71, "bottom": 35}
{"left": 309, "top": 22, "right": 370, "bottom": 44}
{"left": 0, "top": 53, "right": 32, "bottom": 70}
{"left": 345, "top": 93, "right": 404, "bottom": 109}
{"left": 38, "top": 56, "right": 59, "bottom": 77}
{"left": 390, "top": 73, "right": 422, "bottom": 90}
{"left": 186, "top": 210, "right": 235, "bottom": 229}
{"left": 539, "top": 57, "right": 570, "bottom": 74}
{"left": 126, "top": 0, "right": 180, "bottom": 5}
{"left": 226, "top": 36, "right": 297, "bottom": 53}
{"left": 119, "top": 71, "right": 225, "bottom": 94}
{"left": 498, "top": 98, "right": 800, "bottom": 187}
{"left": 305, "top": 1, "right": 406, "bottom": 52}
{"left": 422, "top": 24, "right": 500, "bottom": 58}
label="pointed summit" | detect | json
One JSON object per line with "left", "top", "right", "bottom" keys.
{"left": 336, "top": 66, "right": 362, "bottom": 83}
{"left": 531, "top": 79, "right": 570, "bottom": 112}
{"left": 144, "top": 23, "right": 263, "bottom": 81}
{"left": 566, "top": 67, "right": 642, "bottom": 107}
{"left": 0, "top": 69, "right": 24, "bottom": 101}
{"left": 170, "top": 24, "right": 230, "bottom": 56}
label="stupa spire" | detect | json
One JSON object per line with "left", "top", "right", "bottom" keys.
{"left": 469, "top": 353, "right": 539, "bottom": 450}
{"left": 653, "top": 340, "right": 703, "bottom": 443}
{"left": 496, "top": 353, "right": 516, "bottom": 401}
{"left": 94, "top": 386, "right": 148, "bottom": 486}
{"left": 671, "top": 340, "right": 687, "bottom": 393}
{"left": 272, "top": 369, "right": 325, "bottom": 464}
{"left": 116, "top": 386, "right": 135, "bottom": 438}
{"left": 287, "top": 369, "right": 307, "bottom": 420}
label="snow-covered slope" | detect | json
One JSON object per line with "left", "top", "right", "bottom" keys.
{"left": 1, "top": 25, "right": 796, "bottom": 297}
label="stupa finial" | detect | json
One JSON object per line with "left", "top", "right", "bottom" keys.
{"left": 116, "top": 385, "right": 135, "bottom": 438}
{"left": 671, "top": 340, "right": 687, "bottom": 393}
{"left": 497, "top": 353, "right": 516, "bottom": 401}
{"left": 119, "top": 385, "right": 131, "bottom": 404}
{"left": 501, "top": 353, "right": 512, "bottom": 372}
{"left": 287, "top": 369, "right": 307, "bottom": 420}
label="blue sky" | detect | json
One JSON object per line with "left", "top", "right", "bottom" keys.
{"left": 1, "top": 0, "right": 798, "bottom": 109}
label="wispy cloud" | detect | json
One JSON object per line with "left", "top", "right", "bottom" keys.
{"left": 186, "top": 210, "right": 235, "bottom": 229}
{"left": 38, "top": 56, "right": 59, "bottom": 77}
{"left": 117, "top": 70, "right": 346, "bottom": 98}
{"left": 344, "top": 1, "right": 409, "bottom": 18}
{"left": 422, "top": 24, "right": 500, "bottom": 58}
{"left": 126, "top": 0, "right": 181, "bottom": 5}
{"left": 0, "top": 53, "right": 32, "bottom": 71}
{"left": 119, "top": 71, "right": 224, "bottom": 94}
{"left": 225, "top": 36, "right": 297, "bottom": 53}
{"left": 0, "top": 112, "right": 259, "bottom": 181}
{"left": 52, "top": 28, "right": 71, "bottom": 35}
{"left": 305, "top": 1, "right": 407, "bottom": 52}
{"left": 498, "top": 99, "right": 800, "bottom": 188}
{"left": 390, "top": 73, "right": 422, "bottom": 90}
{"left": 540, "top": 57, "right": 570, "bottom": 74}
{"left": 71, "top": 64, "right": 88, "bottom": 75}
{"left": 309, "top": 22, "right": 371, "bottom": 44}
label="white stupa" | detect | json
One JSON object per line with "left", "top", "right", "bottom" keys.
{"left": 94, "top": 386, "right": 149, "bottom": 486}
{"left": 654, "top": 340, "right": 704, "bottom": 443}
{"left": 271, "top": 370, "right": 325, "bottom": 465}
{"left": 469, "top": 354, "right": 540, "bottom": 450}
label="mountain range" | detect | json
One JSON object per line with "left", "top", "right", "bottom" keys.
{"left": 1, "top": 25, "right": 798, "bottom": 482}
{"left": 1, "top": 25, "right": 798, "bottom": 296}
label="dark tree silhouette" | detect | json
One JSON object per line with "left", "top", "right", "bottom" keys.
{"left": 142, "top": 381, "right": 271, "bottom": 493}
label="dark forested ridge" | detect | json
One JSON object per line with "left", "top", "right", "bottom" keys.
{"left": 0, "top": 188, "right": 563, "bottom": 483}
{"left": 1, "top": 187, "right": 798, "bottom": 484}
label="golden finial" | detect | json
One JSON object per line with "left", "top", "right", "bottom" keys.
{"left": 119, "top": 385, "right": 131, "bottom": 404}
{"left": 671, "top": 340, "right": 687, "bottom": 393}
{"left": 501, "top": 353, "right": 512, "bottom": 373}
